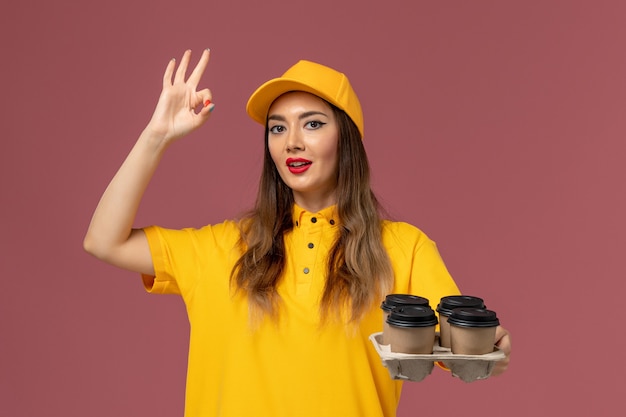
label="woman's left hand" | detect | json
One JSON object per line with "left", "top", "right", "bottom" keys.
{"left": 490, "top": 325, "right": 511, "bottom": 377}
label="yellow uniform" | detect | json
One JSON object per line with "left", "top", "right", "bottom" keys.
{"left": 142, "top": 205, "right": 460, "bottom": 417}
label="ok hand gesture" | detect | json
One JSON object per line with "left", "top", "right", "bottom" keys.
{"left": 145, "top": 49, "right": 214, "bottom": 145}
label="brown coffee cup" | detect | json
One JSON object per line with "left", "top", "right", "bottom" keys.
{"left": 448, "top": 308, "right": 499, "bottom": 355}
{"left": 380, "top": 294, "right": 430, "bottom": 344}
{"left": 436, "top": 295, "right": 485, "bottom": 348}
{"left": 385, "top": 306, "right": 438, "bottom": 354}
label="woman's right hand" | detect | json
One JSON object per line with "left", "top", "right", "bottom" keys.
{"left": 84, "top": 49, "right": 214, "bottom": 275}
{"left": 145, "top": 49, "right": 214, "bottom": 145}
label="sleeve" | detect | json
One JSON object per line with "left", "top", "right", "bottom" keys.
{"left": 140, "top": 222, "right": 241, "bottom": 297}
{"left": 383, "top": 221, "right": 461, "bottom": 307}
{"left": 384, "top": 222, "right": 462, "bottom": 372}
{"left": 408, "top": 236, "right": 461, "bottom": 304}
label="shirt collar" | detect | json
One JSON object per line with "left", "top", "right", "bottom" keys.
{"left": 292, "top": 204, "right": 338, "bottom": 228}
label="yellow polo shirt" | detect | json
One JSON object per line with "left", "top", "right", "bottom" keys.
{"left": 142, "top": 205, "right": 459, "bottom": 417}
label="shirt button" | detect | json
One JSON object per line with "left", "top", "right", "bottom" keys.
{"left": 303, "top": 267, "right": 310, "bottom": 274}
{"left": 329, "top": 219, "right": 335, "bottom": 225}
{"left": 311, "top": 217, "right": 317, "bottom": 223}
{"left": 308, "top": 243, "right": 314, "bottom": 249}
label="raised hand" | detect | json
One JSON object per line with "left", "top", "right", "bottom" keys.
{"left": 84, "top": 49, "right": 215, "bottom": 274}
{"left": 145, "top": 49, "right": 214, "bottom": 145}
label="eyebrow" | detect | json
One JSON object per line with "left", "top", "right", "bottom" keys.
{"left": 267, "top": 111, "right": 328, "bottom": 122}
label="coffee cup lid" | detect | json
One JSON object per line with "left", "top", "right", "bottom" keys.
{"left": 386, "top": 306, "right": 438, "bottom": 328}
{"left": 436, "top": 295, "right": 485, "bottom": 316}
{"left": 447, "top": 308, "right": 500, "bottom": 328}
{"left": 380, "top": 294, "right": 430, "bottom": 312}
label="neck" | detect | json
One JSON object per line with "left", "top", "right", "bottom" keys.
{"left": 292, "top": 190, "right": 337, "bottom": 213}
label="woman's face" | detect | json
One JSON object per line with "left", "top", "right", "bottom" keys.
{"left": 267, "top": 91, "right": 340, "bottom": 211}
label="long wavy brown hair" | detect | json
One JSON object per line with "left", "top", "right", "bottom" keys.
{"left": 231, "top": 100, "right": 393, "bottom": 324}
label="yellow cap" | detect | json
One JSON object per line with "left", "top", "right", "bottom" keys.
{"left": 246, "top": 60, "right": 364, "bottom": 138}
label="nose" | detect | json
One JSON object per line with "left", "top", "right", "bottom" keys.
{"left": 285, "top": 128, "right": 304, "bottom": 152}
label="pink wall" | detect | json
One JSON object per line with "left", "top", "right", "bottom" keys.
{"left": 1, "top": 1, "right": 624, "bottom": 416}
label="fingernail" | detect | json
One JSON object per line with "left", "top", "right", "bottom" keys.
{"left": 204, "top": 100, "right": 211, "bottom": 107}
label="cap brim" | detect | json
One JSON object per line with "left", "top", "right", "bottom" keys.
{"left": 246, "top": 78, "right": 338, "bottom": 126}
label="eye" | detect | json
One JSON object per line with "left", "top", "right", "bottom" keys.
{"left": 305, "top": 120, "right": 326, "bottom": 129}
{"left": 269, "top": 125, "right": 285, "bottom": 134}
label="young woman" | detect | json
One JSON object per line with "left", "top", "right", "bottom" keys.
{"left": 84, "top": 49, "right": 511, "bottom": 417}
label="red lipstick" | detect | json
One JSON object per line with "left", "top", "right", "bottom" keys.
{"left": 286, "top": 158, "right": 312, "bottom": 174}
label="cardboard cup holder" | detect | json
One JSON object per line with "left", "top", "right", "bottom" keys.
{"left": 369, "top": 332, "right": 505, "bottom": 383}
